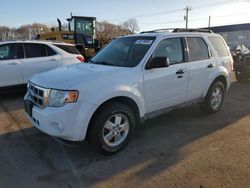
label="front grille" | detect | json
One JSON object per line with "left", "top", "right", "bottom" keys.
{"left": 28, "top": 82, "right": 49, "bottom": 108}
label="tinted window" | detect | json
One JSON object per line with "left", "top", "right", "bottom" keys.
{"left": 46, "top": 46, "right": 57, "bottom": 56}
{"left": 54, "top": 44, "right": 80, "bottom": 54}
{"left": 208, "top": 37, "right": 229, "bottom": 57}
{"left": 187, "top": 37, "right": 210, "bottom": 61}
{"left": 153, "top": 38, "right": 184, "bottom": 64}
{"left": 25, "top": 43, "right": 47, "bottom": 58}
{"left": 0, "top": 43, "right": 24, "bottom": 60}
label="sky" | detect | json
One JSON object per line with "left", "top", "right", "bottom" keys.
{"left": 1, "top": 0, "right": 250, "bottom": 31}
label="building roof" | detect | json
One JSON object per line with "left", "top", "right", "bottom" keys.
{"left": 209, "top": 23, "right": 250, "bottom": 33}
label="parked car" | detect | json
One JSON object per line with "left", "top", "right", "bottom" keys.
{"left": 0, "top": 41, "right": 84, "bottom": 88}
{"left": 232, "top": 44, "right": 250, "bottom": 81}
{"left": 24, "top": 29, "right": 233, "bottom": 154}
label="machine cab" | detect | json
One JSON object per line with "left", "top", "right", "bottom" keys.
{"left": 67, "top": 16, "right": 96, "bottom": 49}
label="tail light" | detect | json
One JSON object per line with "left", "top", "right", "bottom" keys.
{"left": 76, "top": 56, "right": 85, "bottom": 62}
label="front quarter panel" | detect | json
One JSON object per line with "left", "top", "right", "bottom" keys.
{"left": 73, "top": 68, "right": 145, "bottom": 118}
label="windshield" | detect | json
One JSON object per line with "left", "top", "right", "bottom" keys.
{"left": 90, "top": 36, "right": 155, "bottom": 67}
{"left": 75, "top": 19, "right": 94, "bottom": 35}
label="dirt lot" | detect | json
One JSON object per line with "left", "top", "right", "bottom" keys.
{"left": 0, "top": 81, "right": 250, "bottom": 188}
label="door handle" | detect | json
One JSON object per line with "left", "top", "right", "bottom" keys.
{"left": 176, "top": 69, "right": 185, "bottom": 74}
{"left": 9, "top": 62, "right": 19, "bottom": 65}
{"left": 207, "top": 63, "right": 214, "bottom": 68}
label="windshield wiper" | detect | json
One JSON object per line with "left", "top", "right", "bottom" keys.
{"left": 96, "top": 61, "right": 113, "bottom": 66}
{"left": 87, "top": 59, "right": 94, "bottom": 64}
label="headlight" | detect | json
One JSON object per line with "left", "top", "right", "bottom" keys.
{"left": 48, "top": 89, "right": 79, "bottom": 107}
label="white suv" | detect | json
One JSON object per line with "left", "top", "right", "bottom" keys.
{"left": 0, "top": 41, "right": 84, "bottom": 88}
{"left": 24, "top": 30, "right": 233, "bottom": 153}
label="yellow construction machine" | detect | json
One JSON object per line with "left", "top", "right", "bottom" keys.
{"left": 38, "top": 16, "right": 99, "bottom": 58}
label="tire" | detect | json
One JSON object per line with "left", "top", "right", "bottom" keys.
{"left": 88, "top": 102, "right": 136, "bottom": 154}
{"left": 201, "top": 81, "right": 225, "bottom": 114}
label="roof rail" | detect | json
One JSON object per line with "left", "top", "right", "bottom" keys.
{"left": 140, "top": 28, "right": 174, "bottom": 34}
{"left": 140, "top": 28, "right": 213, "bottom": 34}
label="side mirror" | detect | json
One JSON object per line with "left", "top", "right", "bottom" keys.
{"left": 146, "top": 56, "right": 170, "bottom": 69}
{"left": 0, "top": 55, "right": 3, "bottom": 59}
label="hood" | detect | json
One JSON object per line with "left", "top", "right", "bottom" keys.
{"left": 30, "top": 63, "right": 125, "bottom": 89}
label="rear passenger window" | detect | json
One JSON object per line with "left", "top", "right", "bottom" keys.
{"left": 187, "top": 37, "right": 210, "bottom": 61}
{"left": 54, "top": 44, "right": 80, "bottom": 54}
{"left": 208, "top": 37, "right": 229, "bottom": 57}
{"left": 153, "top": 38, "right": 184, "bottom": 64}
{"left": 25, "top": 44, "right": 47, "bottom": 58}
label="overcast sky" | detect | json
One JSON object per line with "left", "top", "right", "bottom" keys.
{"left": 1, "top": 0, "right": 250, "bottom": 31}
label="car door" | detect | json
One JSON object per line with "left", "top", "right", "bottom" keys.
{"left": 144, "top": 37, "right": 189, "bottom": 113}
{"left": 0, "top": 43, "right": 24, "bottom": 87}
{"left": 22, "top": 43, "right": 62, "bottom": 83}
{"left": 186, "top": 37, "right": 214, "bottom": 101}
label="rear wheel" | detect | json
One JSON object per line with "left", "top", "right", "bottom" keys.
{"left": 201, "top": 81, "right": 225, "bottom": 114}
{"left": 88, "top": 102, "right": 136, "bottom": 154}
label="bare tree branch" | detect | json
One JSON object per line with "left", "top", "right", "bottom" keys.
{"left": 122, "top": 18, "right": 140, "bottom": 34}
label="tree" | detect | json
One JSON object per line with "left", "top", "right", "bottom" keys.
{"left": 122, "top": 18, "right": 140, "bottom": 34}
{"left": 16, "top": 23, "right": 50, "bottom": 40}
{"left": 0, "top": 26, "right": 11, "bottom": 41}
{"left": 16, "top": 25, "right": 32, "bottom": 39}
{"left": 31, "top": 23, "right": 50, "bottom": 35}
{"left": 96, "top": 21, "right": 131, "bottom": 47}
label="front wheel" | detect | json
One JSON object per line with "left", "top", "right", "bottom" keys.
{"left": 201, "top": 81, "right": 225, "bottom": 114}
{"left": 88, "top": 102, "right": 136, "bottom": 154}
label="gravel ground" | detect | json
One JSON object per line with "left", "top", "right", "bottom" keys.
{"left": 0, "top": 81, "right": 250, "bottom": 188}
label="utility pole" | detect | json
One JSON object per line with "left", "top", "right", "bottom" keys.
{"left": 208, "top": 16, "right": 211, "bottom": 28}
{"left": 184, "top": 6, "right": 191, "bottom": 29}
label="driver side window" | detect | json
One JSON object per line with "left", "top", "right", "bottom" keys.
{"left": 152, "top": 38, "right": 184, "bottom": 65}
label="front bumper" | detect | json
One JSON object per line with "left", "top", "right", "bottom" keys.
{"left": 24, "top": 94, "right": 97, "bottom": 141}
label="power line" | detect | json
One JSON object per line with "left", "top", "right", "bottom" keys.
{"left": 106, "top": 8, "right": 183, "bottom": 22}
{"left": 192, "top": 0, "right": 248, "bottom": 10}
{"left": 140, "top": 11, "right": 250, "bottom": 25}
{"left": 189, "top": 12, "right": 250, "bottom": 22}
{"left": 106, "top": 0, "right": 245, "bottom": 22}
{"left": 140, "top": 20, "right": 184, "bottom": 25}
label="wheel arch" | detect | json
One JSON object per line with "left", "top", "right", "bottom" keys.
{"left": 204, "top": 75, "right": 227, "bottom": 97}
{"left": 86, "top": 96, "right": 141, "bottom": 140}
{"left": 213, "top": 75, "right": 227, "bottom": 90}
